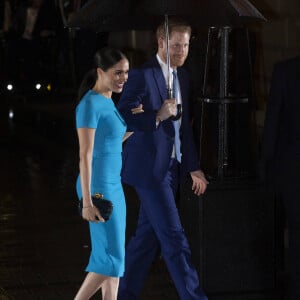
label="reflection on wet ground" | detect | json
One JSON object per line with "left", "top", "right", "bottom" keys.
{"left": 0, "top": 93, "right": 178, "bottom": 299}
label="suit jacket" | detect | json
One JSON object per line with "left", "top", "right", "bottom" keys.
{"left": 261, "top": 55, "right": 300, "bottom": 186}
{"left": 118, "top": 56, "right": 200, "bottom": 188}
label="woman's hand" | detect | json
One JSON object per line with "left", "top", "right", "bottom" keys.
{"left": 82, "top": 206, "right": 105, "bottom": 223}
{"left": 131, "top": 104, "right": 144, "bottom": 114}
{"left": 123, "top": 131, "right": 134, "bottom": 142}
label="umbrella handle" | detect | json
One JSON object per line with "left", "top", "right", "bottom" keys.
{"left": 169, "top": 104, "right": 182, "bottom": 121}
{"left": 165, "top": 15, "right": 172, "bottom": 96}
{"left": 165, "top": 15, "right": 181, "bottom": 121}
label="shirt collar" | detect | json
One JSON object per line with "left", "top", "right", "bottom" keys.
{"left": 156, "top": 54, "right": 177, "bottom": 84}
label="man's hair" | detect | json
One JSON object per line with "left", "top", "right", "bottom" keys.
{"left": 156, "top": 17, "right": 191, "bottom": 40}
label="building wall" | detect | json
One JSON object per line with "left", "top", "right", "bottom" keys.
{"left": 251, "top": 0, "right": 300, "bottom": 123}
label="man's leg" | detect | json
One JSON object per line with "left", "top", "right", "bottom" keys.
{"left": 134, "top": 161, "right": 207, "bottom": 300}
{"left": 118, "top": 205, "right": 160, "bottom": 299}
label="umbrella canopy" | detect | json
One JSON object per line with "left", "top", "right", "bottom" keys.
{"left": 67, "top": 0, "right": 266, "bottom": 119}
{"left": 67, "top": 0, "right": 156, "bottom": 32}
{"left": 67, "top": 0, "right": 266, "bottom": 32}
{"left": 136, "top": 0, "right": 265, "bottom": 24}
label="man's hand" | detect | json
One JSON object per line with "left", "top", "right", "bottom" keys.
{"left": 190, "top": 170, "right": 209, "bottom": 196}
{"left": 156, "top": 99, "right": 177, "bottom": 121}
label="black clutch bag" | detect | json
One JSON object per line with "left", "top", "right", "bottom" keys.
{"left": 78, "top": 193, "right": 113, "bottom": 221}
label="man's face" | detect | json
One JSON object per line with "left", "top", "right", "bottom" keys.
{"left": 158, "top": 31, "right": 190, "bottom": 68}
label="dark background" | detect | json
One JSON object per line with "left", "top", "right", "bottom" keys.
{"left": 0, "top": 0, "right": 297, "bottom": 299}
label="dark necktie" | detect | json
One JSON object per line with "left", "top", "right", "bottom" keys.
{"left": 172, "top": 70, "right": 181, "bottom": 163}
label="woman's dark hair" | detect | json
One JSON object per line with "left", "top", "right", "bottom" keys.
{"left": 76, "top": 47, "right": 127, "bottom": 102}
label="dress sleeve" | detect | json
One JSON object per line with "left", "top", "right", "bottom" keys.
{"left": 76, "top": 97, "right": 100, "bottom": 129}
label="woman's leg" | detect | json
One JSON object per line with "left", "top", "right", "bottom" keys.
{"left": 101, "top": 277, "right": 120, "bottom": 300}
{"left": 74, "top": 272, "right": 108, "bottom": 300}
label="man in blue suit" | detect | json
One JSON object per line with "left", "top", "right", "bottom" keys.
{"left": 117, "top": 18, "right": 208, "bottom": 300}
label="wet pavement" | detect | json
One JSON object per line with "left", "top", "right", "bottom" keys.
{"left": 0, "top": 92, "right": 179, "bottom": 300}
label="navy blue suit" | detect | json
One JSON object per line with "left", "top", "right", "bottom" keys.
{"left": 117, "top": 56, "right": 207, "bottom": 300}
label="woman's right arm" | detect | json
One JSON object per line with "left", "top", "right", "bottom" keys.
{"left": 77, "top": 128, "right": 103, "bottom": 222}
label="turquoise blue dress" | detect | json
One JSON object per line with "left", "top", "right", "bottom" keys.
{"left": 75, "top": 90, "right": 126, "bottom": 277}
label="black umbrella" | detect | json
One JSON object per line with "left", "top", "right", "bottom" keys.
{"left": 67, "top": 0, "right": 266, "bottom": 32}
{"left": 67, "top": 0, "right": 265, "bottom": 74}
{"left": 67, "top": 0, "right": 265, "bottom": 118}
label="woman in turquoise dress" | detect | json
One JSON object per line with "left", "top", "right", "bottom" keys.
{"left": 74, "top": 47, "right": 132, "bottom": 300}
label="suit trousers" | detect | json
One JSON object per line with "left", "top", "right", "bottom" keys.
{"left": 118, "top": 159, "right": 207, "bottom": 300}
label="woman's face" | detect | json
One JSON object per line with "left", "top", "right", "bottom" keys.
{"left": 101, "top": 58, "right": 129, "bottom": 94}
